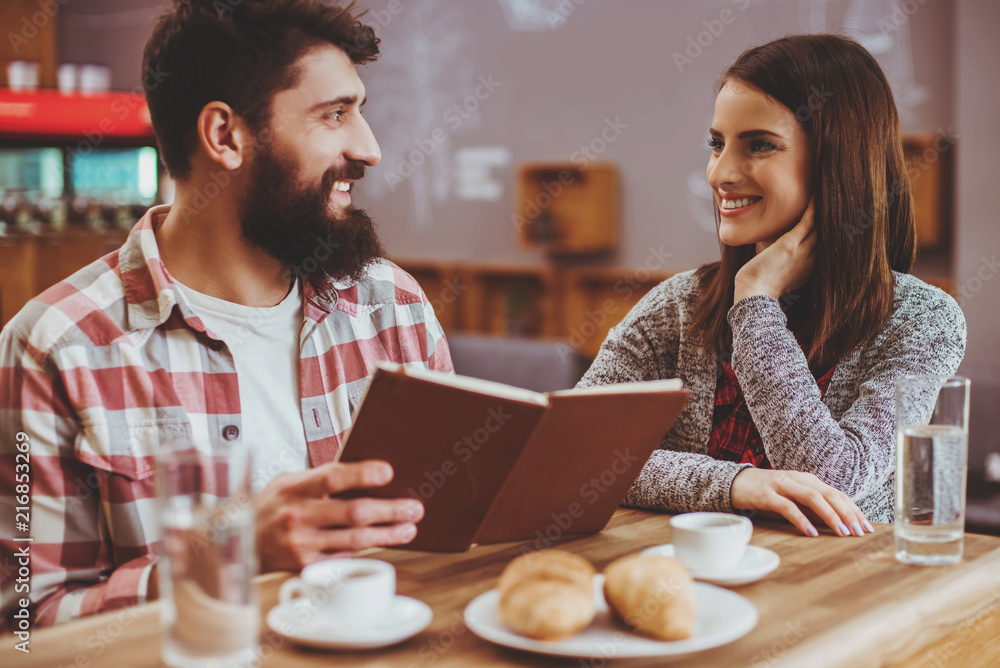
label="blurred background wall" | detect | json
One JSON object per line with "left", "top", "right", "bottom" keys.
{"left": 59, "top": 0, "right": 957, "bottom": 266}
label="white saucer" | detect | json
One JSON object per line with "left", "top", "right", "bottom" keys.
{"left": 641, "top": 544, "right": 780, "bottom": 586}
{"left": 266, "top": 595, "right": 432, "bottom": 650}
{"left": 464, "top": 574, "right": 757, "bottom": 660}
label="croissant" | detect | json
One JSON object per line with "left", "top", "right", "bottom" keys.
{"left": 497, "top": 550, "right": 596, "bottom": 641}
{"left": 602, "top": 554, "right": 695, "bottom": 641}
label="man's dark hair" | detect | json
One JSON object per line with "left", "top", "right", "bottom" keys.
{"left": 141, "top": 0, "right": 380, "bottom": 181}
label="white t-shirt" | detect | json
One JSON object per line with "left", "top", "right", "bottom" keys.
{"left": 173, "top": 278, "right": 309, "bottom": 492}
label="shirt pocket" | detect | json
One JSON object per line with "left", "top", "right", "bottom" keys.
{"left": 76, "top": 418, "right": 191, "bottom": 481}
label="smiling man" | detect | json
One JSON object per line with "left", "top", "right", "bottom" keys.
{"left": 0, "top": 0, "right": 452, "bottom": 628}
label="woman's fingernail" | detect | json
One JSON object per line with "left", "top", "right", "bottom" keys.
{"left": 863, "top": 520, "right": 874, "bottom": 533}
{"left": 851, "top": 522, "right": 864, "bottom": 537}
{"left": 400, "top": 523, "right": 417, "bottom": 540}
{"left": 806, "top": 525, "right": 819, "bottom": 537}
{"left": 838, "top": 523, "right": 850, "bottom": 537}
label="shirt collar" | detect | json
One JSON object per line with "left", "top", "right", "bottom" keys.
{"left": 119, "top": 205, "right": 185, "bottom": 332}
{"left": 119, "top": 205, "right": 345, "bottom": 332}
{"left": 302, "top": 273, "right": 340, "bottom": 321}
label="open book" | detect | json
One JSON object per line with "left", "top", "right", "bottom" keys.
{"left": 335, "top": 363, "right": 690, "bottom": 552}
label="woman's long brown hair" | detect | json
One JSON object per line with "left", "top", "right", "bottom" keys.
{"left": 691, "top": 34, "right": 916, "bottom": 372}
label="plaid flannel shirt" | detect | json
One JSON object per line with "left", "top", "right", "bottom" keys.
{"left": 709, "top": 306, "right": 835, "bottom": 468}
{"left": 0, "top": 205, "right": 453, "bottom": 629}
{"left": 709, "top": 358, "right": 836, "bottom": 468}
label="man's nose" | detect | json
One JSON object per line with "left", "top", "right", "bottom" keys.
{"left": 345, "top": 114, "right": 380, "bottom": 167}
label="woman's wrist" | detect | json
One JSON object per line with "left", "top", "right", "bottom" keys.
{"left": 734, "top": 278, "right": 780, "bottom": 304}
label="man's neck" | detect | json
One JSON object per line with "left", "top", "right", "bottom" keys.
{"left": 156, "top": 189, "right": 292, "bottom": 308}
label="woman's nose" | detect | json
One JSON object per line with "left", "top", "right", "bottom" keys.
{"left": 707, "top": 147, "right": 746, "bottom": 189}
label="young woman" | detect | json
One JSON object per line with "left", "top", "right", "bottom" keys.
{"left": 578, "top": 34, "right": 966, "bottom": 537}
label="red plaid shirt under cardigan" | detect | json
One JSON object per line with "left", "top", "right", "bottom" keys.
{"left": 708, "top": 310, "right": 836, "bottom": 468}
{"left": 709, "top": 358, "right": 836, "bottom": 468}
{"left": 0, "top": 205, "right": 453, "bottom": 629}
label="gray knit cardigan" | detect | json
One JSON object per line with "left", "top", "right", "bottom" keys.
{"left": 576, "top": 270, "right": 967, "bottom": 523}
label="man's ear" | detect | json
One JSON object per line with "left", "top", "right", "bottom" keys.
{"left": 195, "top": 101, "right": 251, "bottom": 172}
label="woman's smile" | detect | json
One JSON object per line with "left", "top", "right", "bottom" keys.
{"left": 718, "top": 193, "right": 763, "bottom": 217}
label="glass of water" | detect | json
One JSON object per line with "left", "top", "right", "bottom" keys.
{"left": 894, "top": 375, "right": 970, "bottom": 565}
{"left": 157, "top": 438, "right": 259, "bottom": 667}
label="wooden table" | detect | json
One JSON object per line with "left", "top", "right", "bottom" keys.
{"left": 6, "top": 509, "right": 1000, "bottom": 667}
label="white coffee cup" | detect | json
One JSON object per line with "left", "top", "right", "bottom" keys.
{"left": 670, "top": 512, "right": 753, "bottom": 574}
{"left": 7, "top": 61, "right": 39, "bottom": 92}
{"left": 79, "top": 64, "right": 111, "bottom": 95}
{"left": 58, "top": 64, "right": 78, "bottom": 95}
{"left": 278, "top": 558, "right": 395, "bottom": 628}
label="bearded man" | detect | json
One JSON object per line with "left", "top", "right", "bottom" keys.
{"left": 0, "top": 0, "right": 451, "bottom": 628}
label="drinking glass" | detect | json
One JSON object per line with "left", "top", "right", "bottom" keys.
{"left": 157, "top": 438, "right": 259, "bottom": 667}
{"left": 894, "top": 375, "right": 970, "bottom": 565}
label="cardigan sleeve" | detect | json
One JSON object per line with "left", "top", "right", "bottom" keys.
{"left": 727, "top": 291, "right": 967, "bottom": 501}
{"left": 577, "top": 286, "right": 753, "bottom": 514}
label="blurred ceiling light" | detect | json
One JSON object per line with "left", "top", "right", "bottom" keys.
{"left": 496, "top": 0, "right": 573, "bottom": 32}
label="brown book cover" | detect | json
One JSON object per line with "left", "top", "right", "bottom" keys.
{"left": 335, "top": 364, "right": 689, "bottom": 552}
{"left": 472, "top": 390, "right": 688, "bottom": 547}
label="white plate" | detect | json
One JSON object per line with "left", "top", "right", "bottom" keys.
{"left": 641, "top": 544, "right": 781, "bottom": 586}
{"left": 464, "top": 575, "right": 757, "bottom": 660}
{"left": 266, "top": 595, "right": 432, "bottom": 650}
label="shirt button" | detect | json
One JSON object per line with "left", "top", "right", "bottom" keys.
{"left": 222, "top": 425, "right": 240, "bottom": 441}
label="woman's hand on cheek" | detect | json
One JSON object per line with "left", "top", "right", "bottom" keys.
{"left": 734, "top": 198, "right": 816, "bottom": 304}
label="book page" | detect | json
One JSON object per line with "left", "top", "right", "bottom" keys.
{"left": 373, "top": 361, "right": 549, "bottom": 405}
{"left": 549, "top": 378, "right": 683, "bottom": 396}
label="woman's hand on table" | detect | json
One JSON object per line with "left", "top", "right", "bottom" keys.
{"left": 730, "top": 468, "right": 874, "bottom": 537}
{"left": 253, "top": 460, "right": 424, "bottom": 572}
{"left": 734, "top": 198, "right": 816, "bottom": 304}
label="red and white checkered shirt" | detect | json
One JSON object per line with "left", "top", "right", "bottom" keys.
{"left": 0, "top": 205, "right": 453, "bottom": 629}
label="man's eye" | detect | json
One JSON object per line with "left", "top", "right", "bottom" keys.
{"left": 326, "top": 110, "right": 344, "bottom": 122}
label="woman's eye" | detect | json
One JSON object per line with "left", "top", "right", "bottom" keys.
{"left": 708, "top": 138, "right": 723, "bottom": 151}
{"left": 749, "top": 140, "right": 777, "bottom": 153}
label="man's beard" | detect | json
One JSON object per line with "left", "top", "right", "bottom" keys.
{"left": 239, "top": 144, "right": 385, "bottom": 285}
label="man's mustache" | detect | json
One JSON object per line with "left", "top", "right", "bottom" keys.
{"left": 321, "top": 161, "right": 367, "bottom": 192}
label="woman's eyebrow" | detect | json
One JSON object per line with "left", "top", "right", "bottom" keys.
{"left": 708, "top": 128, "right": 785, "bottom": 139}
{"left": 738, "top": 129, "right": 783, "bottom": 139}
